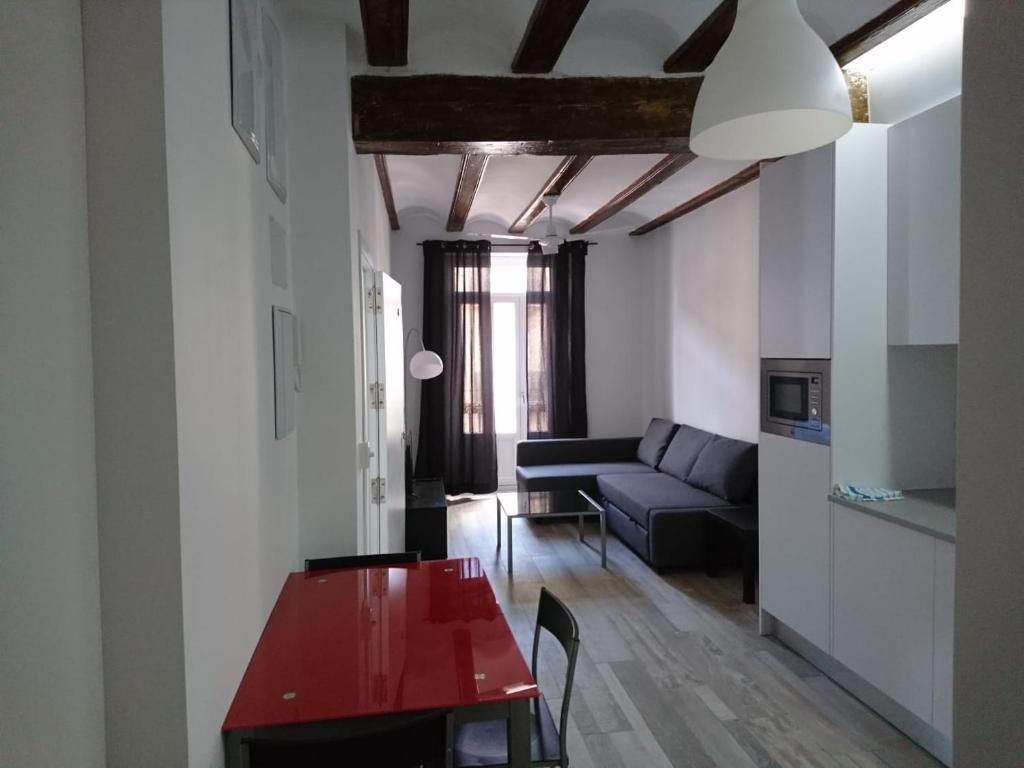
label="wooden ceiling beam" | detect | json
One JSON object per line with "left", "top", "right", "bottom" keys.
{"left": 630, "top": 163, "right": 761, "bottom": 236}
{"left": 570, "top": 152, "right": 696, "bottom": 234}
{"left": 351, "top": 75, "right": 702, "bottom": 155}
{"left": 446, "top": 154, "right": 489, "bottom": 232}
{"left": 663, "top": 0, "right": 737, "bottom": 73}
{"left": 508, "top": 156, "right": 593, "bottom": 234}
{"left": 832, "top": 0, "right": 950, "bottom": 66}
{"left": 373, "top": 155, "right": 400, "bottom": 231}
{"left": 359, "top": 0, "right": 409, "bottom": 67}
{"left": 512, "top": 0, "right": 590, "bottom": 73}
{"left": 663, "top": 0, "right": 951, "bottom": 75}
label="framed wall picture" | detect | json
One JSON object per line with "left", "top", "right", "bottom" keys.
{"left": 230, "top": 0, "right": 260, "bottom": 162}
{"left": 272, "top": 306, "right": 295, "bottom": 439}
{"left": 263, "top": 11, "right": 287, "bottom": 202}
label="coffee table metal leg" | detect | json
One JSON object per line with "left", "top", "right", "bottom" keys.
{"left": 578, "top": 514, "right": 584, "bottom": 542}
{"left": 496, "top": 498, "right": 501, "bottom": 550}
{"left": 600, "top": 511, "right": 607, "bottom": 568}
{"left": 507, "top": 516, "right": 514, "bottom": 577}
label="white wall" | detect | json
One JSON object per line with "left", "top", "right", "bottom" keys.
{"left": 640, "top": 182, "right": 761, "bottom": 443}
{"left": 0, "top": 2, "right": 106, "bottom": 765}
{"left": 856, "top": 5, "right": 963, "bottom": 125}
{"left": 954, "top": 1, "right": 1024, "bottom": 763}
{"left": 81, "top": 0, "right": 190, "bottom": 764}
{"left": 161, "top": 0, "right": 299, "bottom": 763}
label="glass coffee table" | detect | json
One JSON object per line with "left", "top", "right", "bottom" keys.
{"left": 495, "top": 489, "right": 607, "bottom": 577}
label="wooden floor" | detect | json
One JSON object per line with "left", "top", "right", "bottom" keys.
{"left": 448, "top": 496, "right": 942, "bottom": 768}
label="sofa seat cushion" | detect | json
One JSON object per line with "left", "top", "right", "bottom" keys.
{"left": 516, "top": 461, "right": 656, "bottom": 491}
{"left": 597, "top": 472, "right": 730, "bottom": 528}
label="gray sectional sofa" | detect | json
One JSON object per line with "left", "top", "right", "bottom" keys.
{"left": 516, "top": 419, "right": 757, "bottom": 572}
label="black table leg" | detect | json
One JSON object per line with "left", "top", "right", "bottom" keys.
{"left": 742, "top": 532, "right": 757, "bottom": 604}
{"left": 507, "top": 698, "right": 530, "bottom": 768}
{"left": 705, "top": 519, "right": 719, "bottom": 577}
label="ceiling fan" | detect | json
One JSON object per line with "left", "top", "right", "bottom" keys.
{"left": 466, "top": 194, "right": 563, "bottom": 249}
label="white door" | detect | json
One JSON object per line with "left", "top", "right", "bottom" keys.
{"left": 377, "top": 271, "right": 406, "bottom": 553}
{"left": 359, "top": 260, "right": 380, "bottom": 554}
{"left": 493, "top": 294, "right": 527, "bottom": 487}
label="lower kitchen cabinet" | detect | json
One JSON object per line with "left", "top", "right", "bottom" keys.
{"left": 759, "top": 433, "right": 833, "bottom": 651}
{"left": 933, "top": 540, "right": 955, "bottom": 738}
{"left": 832, "top": 505, "right": 937, "bottom": 722}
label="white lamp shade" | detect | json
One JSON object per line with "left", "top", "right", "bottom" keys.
{"left": 690, "top": 0, "right": 852, "bottom": 161}
{"left": 409, "top": 349, "right": 444, "bottom": 380}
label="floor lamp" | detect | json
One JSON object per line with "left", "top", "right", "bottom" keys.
{"left": 404, "top": 328, "right": 443, "bottom": 495}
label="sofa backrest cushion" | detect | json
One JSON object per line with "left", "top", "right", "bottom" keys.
{"left": 657, "top": 424, "right": 715, "bottom": 481}
{"left": 636, "top": 418, "right": 679, "bottom": 468}
{"left": 686, "top": 435, "right": 758, "bottom": 502}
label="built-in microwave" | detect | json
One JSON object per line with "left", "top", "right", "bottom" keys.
{"left": 760, "top": 359, "right": 831, "bottom": 445}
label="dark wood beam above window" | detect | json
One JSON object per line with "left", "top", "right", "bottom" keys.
{"left": 508, "top": 156, "right": 592, "bottom": 234}
{"left": 630, "top": 163, "right": 760, "bottom": 236}
{"left": 512, "top": 0, "right": 591, "bottom": 74}
{"left": 446, "top": 155, "right": 489, "bottom": 232}
{"left": 373, "top": 155, "right": 400, "bottom": 231}
{"left": 570, "top": 152, "right": 696, "bottom": 234}
{"left": 359, "top": 0, "right": 409, "bottom": 67}
{"left": 663, "top": 0, "right": 737, "bottom": 73}
{"left": 351, "top": 75, "right": 702, "bottom": 155}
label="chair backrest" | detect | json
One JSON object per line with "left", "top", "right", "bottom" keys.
{"left": 532, "top": 587, "right": 580, "bottom": 765}
{"left": 304, "top": 551, "right": 421, "bottom": 573}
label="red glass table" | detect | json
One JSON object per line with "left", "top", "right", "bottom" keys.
{"left": 223, "top": 558, "right": 538, "bottom": 767}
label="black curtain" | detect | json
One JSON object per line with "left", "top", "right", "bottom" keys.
{"left": 415, "top": 240, "right": 498, "bottom": 494}
{"left": 526, "top": 240, "right": 588, "bottom": 439}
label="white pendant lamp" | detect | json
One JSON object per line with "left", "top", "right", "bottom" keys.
{"left": 409, "top": 348, "right": 443, "bottom": 380}
{"left": 406, "top": 328, "right": 443, "bottom": 380}
{"left": 690, "top": 0, "right": 852, "bottom": 161}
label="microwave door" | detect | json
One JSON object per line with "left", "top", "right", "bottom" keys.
{"left": 769, "top": 374, "right": 809, "bottom": 423}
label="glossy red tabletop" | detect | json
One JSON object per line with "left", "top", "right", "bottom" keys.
{"left": 223, "top": 558, "right": 537, "bottom": 731}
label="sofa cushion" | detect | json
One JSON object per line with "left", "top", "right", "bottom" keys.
{"left": 516, "top": 461, "right": 656, "bottom": 492}
{"left": 686, "top": 436, "right": 758, "bottom": 503}
{"left": 658, "top": 424, "right": 715, "bottom": 481}
{"left": 636, "top": 418, "right": 679, "bottom": 468}
{"left": 597, "top": 472, "right": 730, "bottom": 528}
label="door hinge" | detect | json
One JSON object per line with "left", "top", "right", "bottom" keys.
{"left": 371, "top": 477, "right": 386, "bottom": 503}
{"left": 366, "top": 286, "right": 383, "bottom": 314}
{"left": 369, "top": 382, "right": 385, "bottom": 409}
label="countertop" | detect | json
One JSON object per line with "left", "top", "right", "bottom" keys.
{"left": 828, "top": 488, "right": 956, "bottom": 543}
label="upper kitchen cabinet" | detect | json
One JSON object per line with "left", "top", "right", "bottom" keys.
{"left": 760, "top": 125, "right": 889, "bottom": 360}
{"left": 760, "top": 144, "right": 835, "bottom": 359}
{"left": 888, "top": 97, "right": 961, "bottom": 345}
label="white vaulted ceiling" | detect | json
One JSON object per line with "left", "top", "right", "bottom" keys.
{"left": 306, "top": 0, "right": 902, "bottom": 235}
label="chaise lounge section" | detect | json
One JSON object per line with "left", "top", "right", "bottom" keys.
{"left": 516, "top": 419, "right": 758, "bottom": 574}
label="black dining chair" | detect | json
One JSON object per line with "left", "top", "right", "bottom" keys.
{"left": 453, "top": 587, "right": 580, "bottom": 768}
{"left": 245, "top": 708, "right": 452, "bottom": 768}
{"left": 305, "top": 551, "right": 422, "bottom": 572}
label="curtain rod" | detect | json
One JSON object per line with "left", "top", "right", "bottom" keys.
{"left": 415, "top": 241, "right": 598, "bottom": 247}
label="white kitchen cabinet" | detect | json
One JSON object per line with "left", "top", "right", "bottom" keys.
{"left": 832, "top": 505, "right": 937, "bottom": 724}
{"left": 888, "top": 97, "right": 961, "bottom": 345}
{"left": 759, "top": 145, "right": 835, "bottom": 360}
{"left": 759, "top": 433, "right": 833, "bottom": 651}
{"left": 932, "top": 540, "right": 955, "bottom": 738}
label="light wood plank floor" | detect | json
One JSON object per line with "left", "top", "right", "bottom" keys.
{"left": 448, "top": 496, "right": 942, "bottom": 768}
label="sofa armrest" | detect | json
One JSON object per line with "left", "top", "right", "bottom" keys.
{"left": 516, "top": 437, "right": 642, "bottom": 466}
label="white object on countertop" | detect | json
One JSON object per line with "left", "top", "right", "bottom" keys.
{"left": 833, "top": 484, "right": 905, "bottom": 502}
